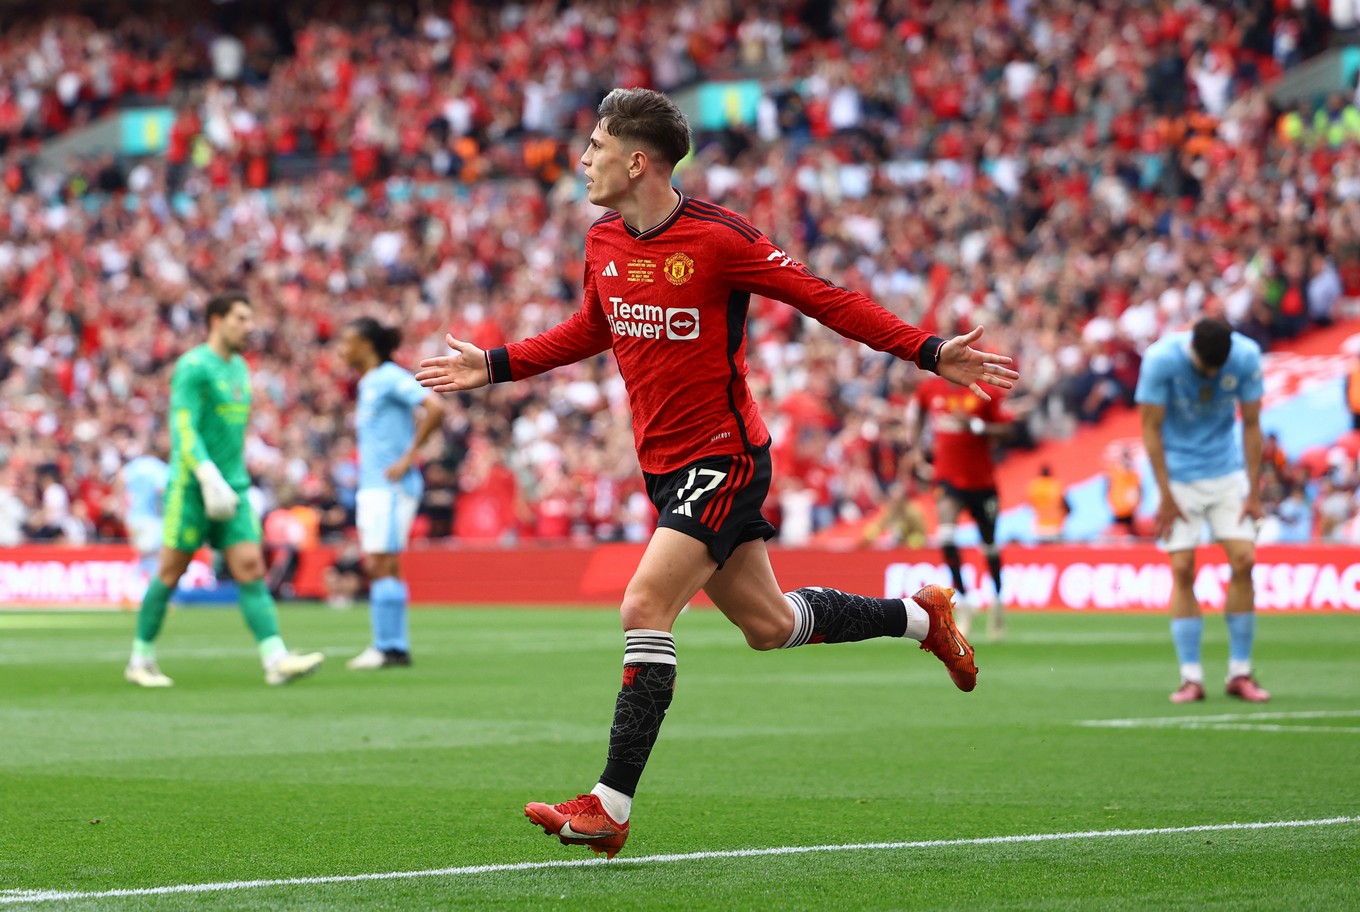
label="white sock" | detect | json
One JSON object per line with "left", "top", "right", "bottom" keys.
{"left": 900, "top": 599, "right": 930, "bottom": 642}
{"left": 591, "top": 783, "right": 632, "bottom": 823}
{"left": 257, "top": 634, "right": 289, "bottom": 668}
{"left": 1180, "top": 663, "right": 1204, "bottom": 684}
{"left": 1228, "top": 659, "right": 1252, "bottom": 679}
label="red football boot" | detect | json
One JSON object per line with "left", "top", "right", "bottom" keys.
{"left": 524, "top": 793, "right": 630, "bottom": 859}
{"left": 913, "top": 585, "right": 978, "bottom": 692}
{"left": 1225, "top": 675, "right": 1271, "bottom": 703}
{"left": 1169, "top": 680, "right": 1206, "bottom": 703}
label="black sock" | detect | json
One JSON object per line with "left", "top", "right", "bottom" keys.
{"left": 780, "top": 587, "right": 908, "bottom": 647}
{"left": 598, "top": 630, "right": 676, "bottom": 797}
{"left": 986, "top": 550, "right": 1003, "bottom": 595}
{"left": 942, "top": 544, "right": 966, "bottom": 592}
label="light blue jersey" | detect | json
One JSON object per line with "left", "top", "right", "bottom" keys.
{"left": 121, "top": 455, "right": 169, "bottom": 520}
{"left": 1134, "top": 331, "right": 1264, "bottom": 483}
{"left": 356, "top": 361, "right": 429, "bottom": 498}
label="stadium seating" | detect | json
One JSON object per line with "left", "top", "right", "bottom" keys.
{"left": 0, "top": 0, "right": 1352, "bottom": 551}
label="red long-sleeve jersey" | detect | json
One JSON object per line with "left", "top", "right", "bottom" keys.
{"left": 914, "top": 375, "right": 1012, "bottom": 489}
{"left": 488, "top": 193, "right": 944, "bottom": 474}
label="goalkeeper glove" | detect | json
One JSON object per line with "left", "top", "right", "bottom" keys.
{"left": 194, "top": 461, "right": 240, "bottom": 520}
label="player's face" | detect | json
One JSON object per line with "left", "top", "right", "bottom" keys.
{"left": 580, "top": 121, "right": 632, "bottom": 208}
{"left": 338, "top": 327, "right": 374, "bottom": 370}
{"left": 215, "top": 301, "right": 254, "bottom": 353}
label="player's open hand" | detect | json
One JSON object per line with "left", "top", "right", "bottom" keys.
{"left": 416, "top": 334, "right": 489, "bottom": 393}
{"left": 1154, "top": 494, "right": 1186, "bottom": 541}
{"left": 936, "top": 326, "right": 1019, "bottom": 401}
{"left": 1240, "top": 490, "right": 1265, "bottom": 524}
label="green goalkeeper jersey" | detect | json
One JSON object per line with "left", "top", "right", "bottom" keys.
{"left": 168, "top": 344, "right": 252, "bottom": 490}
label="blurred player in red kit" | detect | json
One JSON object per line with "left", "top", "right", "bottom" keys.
{"left": 908, "top": 376, "right": 1013, "bottom": 639}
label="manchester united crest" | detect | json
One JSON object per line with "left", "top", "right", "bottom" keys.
{"left": 664, "top": 252, "right": 695, "bottom": 286}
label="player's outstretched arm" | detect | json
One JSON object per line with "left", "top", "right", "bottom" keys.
{"left": 936, "top": 326, "right": 1019, "bottom": 401}
{"left": 416, "top": 334, "right": 490, "bottom": 394}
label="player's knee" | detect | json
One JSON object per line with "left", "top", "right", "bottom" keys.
{"left": 1228, "top": 551, "right": 1255, "bottom": 578}
{"left": 1169, "top": 557, "right": 1196, "bottom": 588}
{"left": 734, "top": 592, "right": 801, "bottom": 651}
{"left": 743, "top": 632, "right": 783, "bottom": 651}
{"left": 155, "top": 569, "right": 184, "bottom": 588}
{"left": 231, "top": 556, "right": 266, "bottom": 583}
{"left": 618, "top": 593, "right": 670, "bottom": 631}
{"left": 363, "top": 553, "right": 395, "bottom": 579}
{"left": 740, "top": 613, "right": 794, "bottom": 651}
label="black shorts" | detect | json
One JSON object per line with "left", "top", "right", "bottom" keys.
{"left": 645, "top": 445, "right": 776, "bottom": 567}
{"left": 937, "top": 481, "right": 1000, "bottom": 544}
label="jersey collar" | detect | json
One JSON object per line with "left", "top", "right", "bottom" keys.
{"left": 623, "top": 190, "right": 685, "bottom": 241}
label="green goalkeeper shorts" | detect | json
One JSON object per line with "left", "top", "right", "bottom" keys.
{"left": 161, "top": 480, "right": 262, "bottom": 552}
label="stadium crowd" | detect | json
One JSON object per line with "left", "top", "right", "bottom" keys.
{"left": 1, "top": 0, "right": 1358, "bottom": 557}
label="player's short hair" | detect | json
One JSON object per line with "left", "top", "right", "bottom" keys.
{"left": 1190, "top": 317, "right": 1233, "bottom": 369}
{"left": 596, "top": 88, "right": 692, "bottom": 168}
{"left": 206, "top": 291, "right": 251, "bottom": 328}
{"left": 349, "top": 317, "right": 401, "bottom": 362}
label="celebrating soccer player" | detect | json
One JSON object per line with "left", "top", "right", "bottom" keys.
{"left": 339, "top": 317, "right": 445, "bottom": 670}
{"left": 1136, "top": 317, "right": 1270, "bottom": 704}
{"left": 124, "top": 292, "right": 325, "bottom": 688}
{"left": 417, "top": 88, "right": 1018, "bottom": 858}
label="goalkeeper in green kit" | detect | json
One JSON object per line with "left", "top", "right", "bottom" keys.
{"left": 125, "top": 292, "right": 324, "bottom": 687}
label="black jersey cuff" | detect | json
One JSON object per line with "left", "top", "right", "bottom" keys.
{"left": 916, "top": 336, "right": 946, "bottom": 373}
{"left": 487, "top": 347, "right": 513, "bottom": 383}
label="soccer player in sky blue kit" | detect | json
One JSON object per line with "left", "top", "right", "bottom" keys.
{"left": 416, "top": 87, "right": 1018, "bottom": 858}
{"left": 119, "top": 445, "right": 169, "bottom": 580}
{"left": 1136, "top": 317, "right": 1270, "bottom": 704}
{"left": 340, "top": 318, "right": 445, "bottom": 670}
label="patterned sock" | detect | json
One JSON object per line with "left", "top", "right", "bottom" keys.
{"left": 135, "top": 578, "right": 172, "bottom": 645}
{"left": 1170, "top": 617, "right": 1204, "bottom": 682}
{"left": 780, "top": 587, "right": 908, "bottom": 647}
{"left": 238, "top": 579, "right": 281, "bottom": 644}
{"left": 1224, "top": 612, "right": 1256, "bottom": 676}
{"left": 598, "top": 629, "right": 676, "bottom": 799}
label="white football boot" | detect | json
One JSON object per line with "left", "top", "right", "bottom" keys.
{"left": 346, "top": 646, "right": 386, "bottom": 670}
{"left": 125, "top": 662, "right": 174, "bottom": 688}
{"left": 265, "top": 651, "right": 324, "bottom": 685}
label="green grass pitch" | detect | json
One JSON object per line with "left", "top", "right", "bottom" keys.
{"left": 0, "top": 604, "right": 1357, "bottom": 910}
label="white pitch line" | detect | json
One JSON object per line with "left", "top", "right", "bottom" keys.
{"left": 1, "top": 816, "right": 1357, "bottom": 905}
{"left": 1079, "top": 710, "right": 1360, "bottom": 729}
{"left": 1164, "top": 724, "right": 1360, "bottom": 734}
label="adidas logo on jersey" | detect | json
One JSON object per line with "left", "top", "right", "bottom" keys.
{"left": 602, "top": 261, "right": 619, "bottom": 277}
{"left": 672, "top": 503, "right": 692, "bottom": 517}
